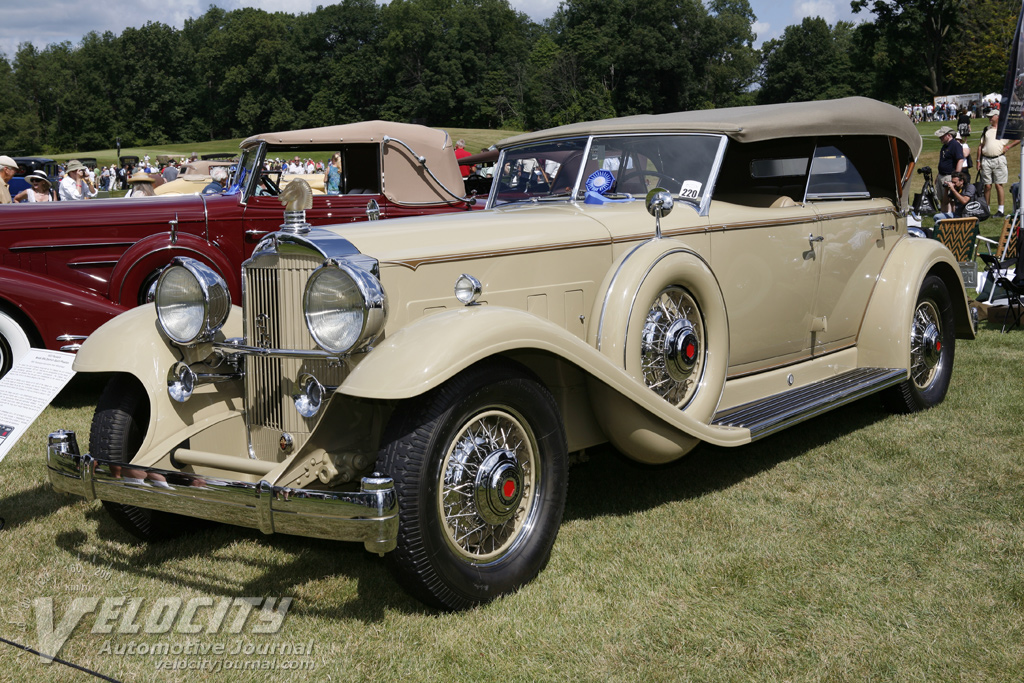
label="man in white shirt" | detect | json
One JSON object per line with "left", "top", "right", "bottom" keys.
{"left": 976, "top": 110, "right": 1021, "bottom": 217}
{"left": 59, "top": 160, "right": 98, "bottom": 200}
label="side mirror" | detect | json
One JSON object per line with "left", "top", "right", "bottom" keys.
{"left": 645, "top": 187, "right": 674, "bottom": 239}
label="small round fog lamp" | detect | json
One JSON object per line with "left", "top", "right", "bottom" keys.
{"left": 454, "top": 274, "right": 482, "bottom": 305}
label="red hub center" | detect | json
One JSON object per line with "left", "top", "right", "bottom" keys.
{"left": 502, "top": 479, "right": 516, "bottom": 499}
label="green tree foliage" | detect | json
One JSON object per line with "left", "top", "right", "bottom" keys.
{"left": 758, "top": 17, "right": 859, "bottom": 104}
{"left": 851, "top": 0, "right": 968, "bottom": 97}
{"left": 1, "top": 0, "right": 1004, "bottom": 154}
{"left": 945, "top": 0, "right": 1019, "bottom": 95}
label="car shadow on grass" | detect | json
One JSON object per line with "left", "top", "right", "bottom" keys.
{"left": 563, "top": 394, "right": 890, "bottom": 522}
{"left": 0, "top": 482, "right": 78, "bottom": 531}
{"left": 53, "top": 507, "right": 430, "bottom": 620}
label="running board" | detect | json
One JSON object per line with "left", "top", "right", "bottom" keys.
{"left": 712, "top": 367, "right": 906, "bottom": 441}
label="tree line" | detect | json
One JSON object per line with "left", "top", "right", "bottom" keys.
{"left": 0, "top": 0, "right": 1018, "bottom": 155}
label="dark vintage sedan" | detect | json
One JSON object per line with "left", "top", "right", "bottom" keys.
{"left": 0, "top": 121, "right": 476, "bottom": 376}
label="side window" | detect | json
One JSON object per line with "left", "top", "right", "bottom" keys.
{"left": 342, "top": 145, "right": 381, "bottom": 195}
{"left": 805, "top": 145, "right": 869, "bottom": 200}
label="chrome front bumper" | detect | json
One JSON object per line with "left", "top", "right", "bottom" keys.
{"left": 46, "top": 431, "right": 398, "bottom": 554}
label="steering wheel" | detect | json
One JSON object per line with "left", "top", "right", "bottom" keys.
{"left": 257, "top": 173, "right": 281, "bottom": 196}
{"left": 615, "top": 169, "right": 682, "bottom": 195}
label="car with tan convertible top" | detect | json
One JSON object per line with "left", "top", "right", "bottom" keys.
{"left": 47, "top": 97, "right": 973, "bottom": 610}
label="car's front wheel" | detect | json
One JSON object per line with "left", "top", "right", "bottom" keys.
{"left": 884, "top": 274, "right": 956, "bottom": 413}
{"left": 376, "top": 359, "right": 568, "bottom": 610}
{"left": 90, "top": 375, "right": 197, "bottom": 540}
{"left": 0, "top": 309, "right": 32, "bottom": 379}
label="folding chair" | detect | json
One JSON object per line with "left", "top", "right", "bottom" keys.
{"left": 995, "top": 275, "right": 1023, "bottom": 332}
{"left": 976, "top": 216, "right": 1019, "bottom": 305}
{"left": 933, "top": 216, "right": 980, "bottom": 290}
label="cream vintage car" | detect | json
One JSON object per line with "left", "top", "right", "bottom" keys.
{"left": 47, "top": 97, "right": 973, "bottom": 610}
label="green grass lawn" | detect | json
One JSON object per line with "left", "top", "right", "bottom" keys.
{"left": 1, "top": 321, "right": 1022, "bottom": 682}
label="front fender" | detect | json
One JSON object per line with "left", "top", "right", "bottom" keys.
{"left": 858, "top": 236, "right": 974, "bottom": 371}
{"left": 108, "top": 232, "right": 238, "bottom": 306}
{"left": 0, "top": 266, "right": 129, "bottom": 351}
{"left": 340, "top": 306, "right": 749, "bottom": 449}
{"left": 73, "top": 304, "right": 245, "bottom": 466}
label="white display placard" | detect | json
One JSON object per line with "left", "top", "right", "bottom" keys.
{"left": 0, "top": 350, "right": 77, "bottom": 463}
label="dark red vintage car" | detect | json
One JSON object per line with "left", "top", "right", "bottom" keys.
{"left": 0, "top": 121, "right": 476, "bottom": 376}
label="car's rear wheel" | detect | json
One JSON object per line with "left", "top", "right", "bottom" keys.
{"left": 884, "top": 274, "right": 955, "bottom": 413}
{"left": 90, "top": 375, "right": 196, "bottom": 540}
{"left": 376, "top": 359, "right": 568, "bottom": 610}
{"left": 0, "top": 310, "right": 32, "bottom": 379}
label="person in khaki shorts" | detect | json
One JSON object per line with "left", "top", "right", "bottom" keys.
{"left": 976, "top": 110, "right": 1020, "bottom": 217}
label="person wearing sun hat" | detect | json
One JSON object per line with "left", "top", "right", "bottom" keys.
{"left": 59, "top": 159, "right": 97, "bottom": 200}
{"left": 0, "top": 155, "right": 18, "bottom": 204}
{"left": 13, "top": 170, "right": 55, "bottom": 202}
{"left": 125, "top": 171, "right": 157, "bottom": 197}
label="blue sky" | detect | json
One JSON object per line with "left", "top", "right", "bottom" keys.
{"left": 0, "top": 0, "right": 865, "bottom": 64}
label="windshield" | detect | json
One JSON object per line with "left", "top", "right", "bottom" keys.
{"left": 491, "top": 134, "right": 724, "bottom": 208}
{"left": 231, "top": 143, "right": 264, "bottom": 197}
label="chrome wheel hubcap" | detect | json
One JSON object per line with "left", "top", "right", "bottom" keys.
{"left": 641, "top": 286, "right": 705, "bottom": 407}
{"left": 438, "top": 410, "right": 537, "bottom": 563}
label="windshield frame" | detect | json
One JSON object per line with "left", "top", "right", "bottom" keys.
{"left": 232, "top": 141, "right": 266, "bottom": 204}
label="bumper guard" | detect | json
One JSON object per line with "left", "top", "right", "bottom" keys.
{"left": 46, "top": 430, "right": 397, "bottom": 554}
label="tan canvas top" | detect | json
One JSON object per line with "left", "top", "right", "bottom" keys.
{"left": 242, "top": 120, "right": 465, "bottom": 205}
{"left": 498, "top": 97, "right": 922, "bottom": 158}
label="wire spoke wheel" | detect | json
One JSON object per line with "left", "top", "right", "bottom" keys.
{"left": 377, "top": 360, "right": 568, "bottom": 610}
{"left": 884, "top": 274, "right": 955, "bottom": 414}
{"left": 910, "top": 299, "right": 943, "bottom": 390}
{"left": 438, "top": 409, "right": 538, "bottom": 563}
{"left": 640, "top": 285, "right": 706, "bottom": 407}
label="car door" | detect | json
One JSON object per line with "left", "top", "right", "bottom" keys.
{"left": 803, "top": 139, "right": 903, "bottom": 354}
{"left": 708, "top": 199, "right": 822, "bottom": 372}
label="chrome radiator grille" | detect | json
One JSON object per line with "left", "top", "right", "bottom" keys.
{"left": 243, "top": 256, "right": 346, "bottom": 462}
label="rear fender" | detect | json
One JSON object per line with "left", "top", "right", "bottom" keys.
{"left": 858, "top": 236, "right": 974, "bottom": 371}
{"left": 108, "top": 233, "right": 238, "bottom": 306}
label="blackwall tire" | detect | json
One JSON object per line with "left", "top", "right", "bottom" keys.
{"left": 884, "top": 274, "right": 956, "bottom": 413}
{"left": 376, "top": 359, "right": 568, "bottom": 610}
{"left": 89, "top": 375, "right": 196, "bottom": 540}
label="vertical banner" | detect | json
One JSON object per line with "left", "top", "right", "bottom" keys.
{"left": 998, "top": 0, "right": 1024, "bottom": 139}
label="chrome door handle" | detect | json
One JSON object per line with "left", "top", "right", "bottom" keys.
{"left": 808, "top": 234, "right": 824, "bottom": 243}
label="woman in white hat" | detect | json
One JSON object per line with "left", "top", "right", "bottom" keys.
{"left": 13, "top": 170, "right": 55, "bottom": 202}
{"left": 125, "top": 171, "right": 157, "bottom": 197}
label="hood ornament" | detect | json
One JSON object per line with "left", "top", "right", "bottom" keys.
{"left": 279, "top": 178, "right": 314, "bottom": 234}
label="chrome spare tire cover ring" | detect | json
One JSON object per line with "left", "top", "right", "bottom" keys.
{"left": 438, "top": 409, "right": 538, "bottom": 564}
{"left": 910, "top": 299, "right": 943, "bottom": 390}
{"left": 641, "top": 286, "right": 707, "bottom": 408}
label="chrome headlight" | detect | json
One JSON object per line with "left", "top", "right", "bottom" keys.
{"left": 303, "top": 261, "right": 387, "bottom": 355}
{"left": 154, "top": 258, "right": 231, "bottom": 345}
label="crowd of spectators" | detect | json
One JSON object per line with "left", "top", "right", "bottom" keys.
{"left": 904, "top": 99, "right": 992, "bottom": 125}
